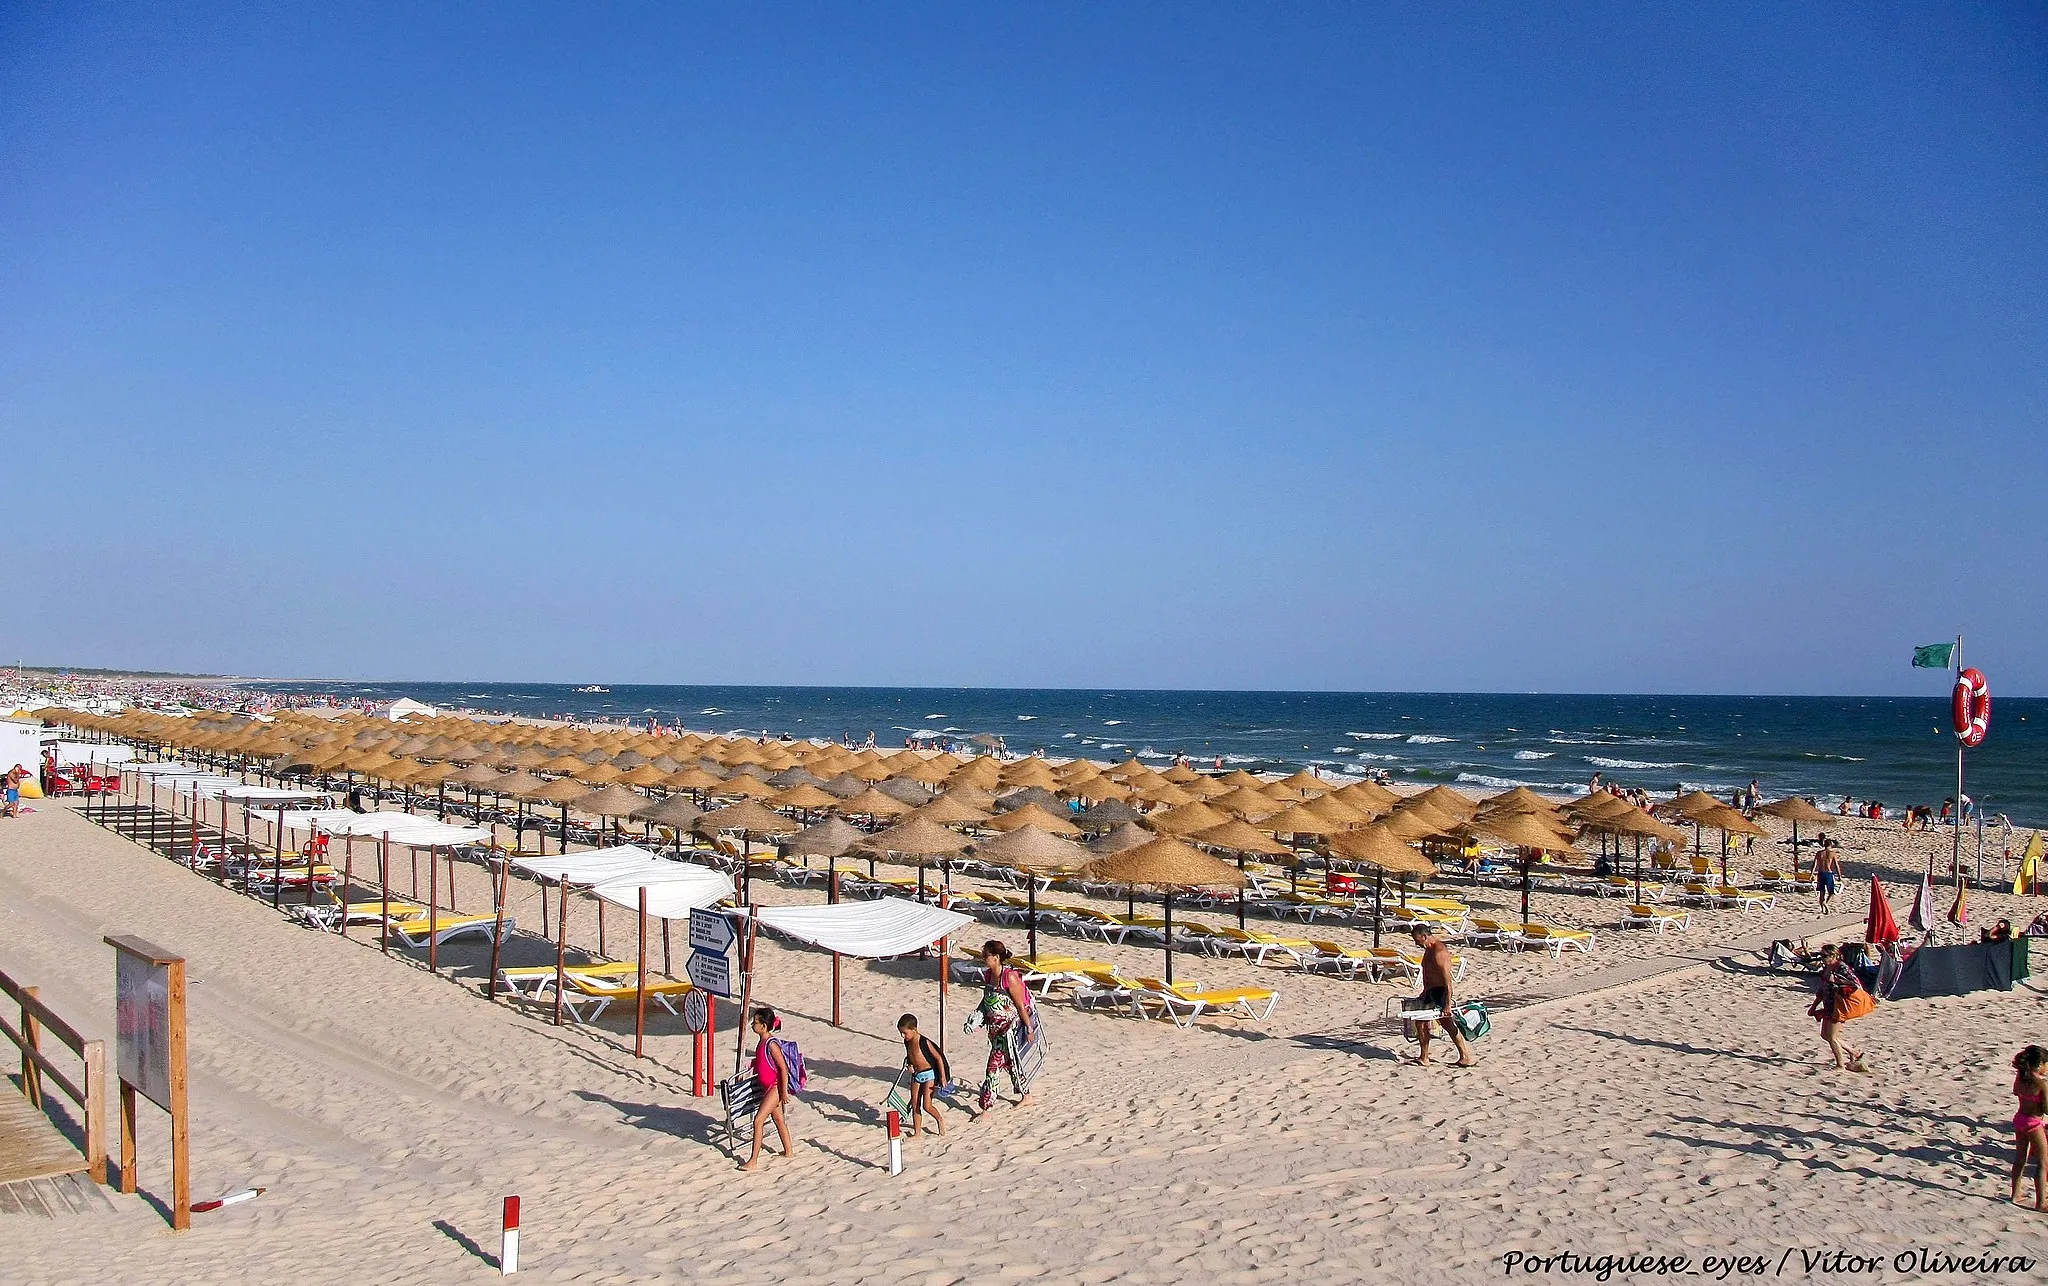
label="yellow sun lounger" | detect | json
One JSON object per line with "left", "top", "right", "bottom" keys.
{"left": 1517, "top": 924, "right": 1596, "bottom": 955}
{"left": 384, "top": 913, "right": 513, "bottom": 949}
{"left": 1619, "top": 905, "right": 1690, "bottom": 934}
{"left": 1129, "top": 978, "right": 1279, "bottom": 1026}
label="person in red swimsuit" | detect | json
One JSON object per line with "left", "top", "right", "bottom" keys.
{"left": 2012, "top": 1045, "right": 2047, "bottom": 1210}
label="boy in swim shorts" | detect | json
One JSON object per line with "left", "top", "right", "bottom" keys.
{"left": 898, "top": 1014, "right": 952, "bottom": 1136}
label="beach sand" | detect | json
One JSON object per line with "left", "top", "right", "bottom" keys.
{"left": 2, "top": 797, "right": 2044, "bottom": 1283}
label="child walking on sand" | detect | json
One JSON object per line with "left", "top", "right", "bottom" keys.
{"left": 2012, "top": 1046, "right": 2047, "bottom": 1210}
{"left": 898, "top": 1014, "right": 952, "bottom": 1136}
{"left": 740, "top": 1006, "right": 794, "bottom": 1172}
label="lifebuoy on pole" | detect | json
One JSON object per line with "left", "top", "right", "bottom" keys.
{"left": 1951, "top": 667, "right": 1990, "bottom": 748}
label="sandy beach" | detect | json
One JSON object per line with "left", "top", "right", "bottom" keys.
{"left": 3, "top": 772, "right": 2044, "bottom": 1283}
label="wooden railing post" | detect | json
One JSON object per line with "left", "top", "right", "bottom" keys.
{"left": 83, "top": 1039, "right": 105, "bottom": 1183}
{"left": 20, "top": 984, "right": 42, "bottom": 1108}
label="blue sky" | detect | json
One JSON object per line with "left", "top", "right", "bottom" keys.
{"left": 3, "top": 4, "right": 2043, "bottom": 694}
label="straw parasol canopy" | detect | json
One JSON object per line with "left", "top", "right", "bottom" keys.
{"left": 875, "top": 777, "right": 937, "bottom": 806}
{"left": 570, "top": 785, "right": 649, "bottom": 818}
{"left": 1257, "top": 803, "right": 1344, "bottom": 837}
{"left": 618, "top": 764, "right": 669, "bottom": 787}
{"left": 531, "top": 777, "right": 594, "bottom": 805}
{"left": 989, "top": 785, "right": 1058, "bottom": 812}
{"left": 837, "top": 787, "right": 914, "bottom": 819}
{"left": 1089, "top": 821, "right": 1156, "bottom": 855}
{"left": 630, "top": 794, "right": 704, "bottom": 828}
{"left": 1191, "top": 819, "right": 1293, "bottom": 857}
{"left": 495, "top": 771, "right": 550, "bottom": 800}
{"left": 1080, "top": 836, "right": 1247, "bottom": 890}
{"left": 1462, "top": 811, "right": 1574, "bottom": 851}
{"left": 859, "top": 816, "right": 971, "bottom": 860}
{"left": 695, "top": 800, "right": 799, "bottom": 838}
{"left": 1068, "top": 776, "right": 1132, "bottom": 803}
{"left": 782, "top": 816, "right": 867, "bottom": 859}
{"left": 1336, "top": 780, "right": 1401, "bottom": 810}
{"left": 1145, "top": 802, "right": 1232, "bottom": 836}
{"left": 711, "top": 775, "right": 777, "bottom": 800}
{"left": 904, "top": 795, "right": 992, "bottom": 827}
{"left": 768, "top": 784, "right": 841, "bottom": 811}
{"left": 1074, "top": 799, "right": 1145, "bottom": 831}
{"left": 1659, "top": 790, "right": 1728, "bottom": 821}
{"left": 664, "top": 766, "right": 728, "bottom": 792}
{"left": 972, "top": 824, "right": 1091, "bottom": 870}
{"left": 1411, "top": 785, "right": 1479, "bottom": 818}
{"left": 1757, "top": 797, "right": 1832, "bottom": 825}
{"left": 450, "top": 762, "right": 508, "bottom": 788}
{"left": 1325, "top": 824, "right": 1437, "bottom": 876}
{"left": 1377, "top": 807, "right": 1453, "bottom": 842}
{"left": 1211, "top": 786, "right": 1281, "bottom": 818}
{"left": 1698, "top": 803, "right": 1767, "bottom": 839}
{"left": 981, "top": 803, "right": 1082, "bottom": 836}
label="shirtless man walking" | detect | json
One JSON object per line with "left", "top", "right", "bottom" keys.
{"left": 1407, "top": 925, "right": 1477, "bottom": 1067}
{"left": 1813, "top": 834, "right": 1841, "bottom": 913}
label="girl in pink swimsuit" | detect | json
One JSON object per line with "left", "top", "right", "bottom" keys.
{"left": 2011, "top": 1045, "right": 2047, "bottom": 1210}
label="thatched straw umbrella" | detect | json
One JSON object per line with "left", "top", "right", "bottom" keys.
{"left": 1074, "top": 798, "right": 1144, "bottom": 832}
{"left": 694, "top": 800, "right": 798, "bottom": 903}
{"left": 629, "top": 792, "right": 703, "bottom": 847}
{"left": 1079, "top": 837, "right": 1247, "bottom": 985}
{"left": 981, "top": 803, "right": 1080, "bottom": 836}
{"left": 1325, "top": 824, "right": 1438, "bottom": 946}
{"left": 1462, "top": 811, "right": 1576, "bottom": 923}
{"left": 1695, "top": 803, "right": 1767, "bottom": 883}
{"left": 1756, "top": 796, "right": 1832, "bottom": 875}
{"left": 1193, "top": 817, "right": 1293, "bottom": 929}
{"left": 572, "top": 784, "right": 651, "bottom": 850}
{"left": 972, "top": 824, "right": 1093, "bottom": 957}
{"left": 837, "top": 786, "right": 914, "bottom": 821}
{"left": 1089, "top": 821, "right": 1154, "bottom": 855}
{"left": 530, "top": 776, "right": 591, "bottom": 856}
{"left": 859, "top": 815, "right": 971, "bottom": 906}
{"left": 1146, "top": 801, "right": 1232, "bottom": 837}
{"left": 904, "top": 795, "right": 992, "bottom": 827}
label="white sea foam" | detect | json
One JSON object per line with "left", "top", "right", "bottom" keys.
{"left": 1405, "top": 734, "right": 1454, "bottom": 744}
{"left": 1062, "top": 732, "right": 1078, "bottom": 739}
{"left": 1587, "top": 756, "right": 1682, "bottom": 770}
{"left": 1513, "top": 750, "right": 1554, "bottom": 761}
{"left": 1355, "top": 752, "right": 1401, "bottom": 761}
{"left": 1456, "top": 773, "right": 1586, "bottom": 793}
{"left": 1103, "top": 720, "right": 1123, "bottom": 726}
{"left": 1016, "top": 715, "right": 1036, "bottom": 720}
{"left": 1222, "top": 754, "right": 1261, "bottom": 764}
{"left": 1348, "top": 732, "right": 1404, "bottom": 740}
{"left": 924, "top": 714, "right": 947, "bottom": 720}
{"left": 1330, "top": 747, "right": 1355, "bottom": 755}
{"left": 700, "top": 707, "right": 726, "bottom": 716}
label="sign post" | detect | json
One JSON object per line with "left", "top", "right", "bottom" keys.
{"left": 104, "top": 934, "right": 189, "bottom": 1230}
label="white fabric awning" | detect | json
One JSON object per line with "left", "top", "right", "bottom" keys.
{"left": 513, "top": 845, "right": 669, "bottom": 886}
{"left": 591, "top": 866, "right": 735, "bottom": 918}
{"left": 213, "top": 784, "right": 330, "bottom": 802}
{"left": 54, "top": 742, "right": 134, "bottom": 764}
{"left": 276, "top": 809, "right": 490, "bottom": 844}
{"left": 126, "top": 761, "right": 209, "bottom": 777}
{"left": 748, "top": 897, "right": 974, "bottom": 959}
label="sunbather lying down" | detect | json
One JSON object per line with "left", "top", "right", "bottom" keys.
{"left": 1767, "top": 938, "right": 1818, "bottom": 970}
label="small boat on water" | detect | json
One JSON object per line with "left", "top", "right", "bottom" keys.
{"left": 573, "top": 685, "right": 609, "bottom": 693}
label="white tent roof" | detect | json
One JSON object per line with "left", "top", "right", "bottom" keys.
{"left": 747, "top": 897, "right": 974, "bottom": 959}
{"left": 512, "top": 845, "right": 670, "bottom": 885}
{"left": 213, "top": 784, "right": 331, "bottom": 802}
{"left": 54, "top": 742, "right": 134, "bottom": 764}
{"left": 126, "top": 761, "right": 210, "bottom": 777}
{"left": 591, "top": 866, "right": 735, "bottom": 918}
{"left": 276, "top": 809, "right": 490, "bottom": 844}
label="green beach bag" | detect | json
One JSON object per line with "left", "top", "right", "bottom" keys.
{"left": 1451, "top": 1001, "right": 1491, "bottom": 1041}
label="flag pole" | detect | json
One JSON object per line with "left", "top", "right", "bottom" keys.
{"left": 1953, "top": 634, "right": 1964, "bottom": 896}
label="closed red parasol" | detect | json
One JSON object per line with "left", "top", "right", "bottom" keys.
{"left": 1866, "top": 876, "right": 1901, "bottom": 946}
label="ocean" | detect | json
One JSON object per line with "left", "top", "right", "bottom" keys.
{"left": 242, "top": 682, "right": 2048, "bottom": 828}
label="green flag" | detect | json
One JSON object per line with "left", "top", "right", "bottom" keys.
{"left": 1911, "top": 642, "right": 1955, "bottom": 669}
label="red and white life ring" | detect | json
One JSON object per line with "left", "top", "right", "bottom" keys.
{"left": 1951, "top": 667, "right": 1990, "bottom": 748}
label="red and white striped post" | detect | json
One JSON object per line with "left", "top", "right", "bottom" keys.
{"left": 501, "top": 1195, "right": 520, "bottom": 1274}
{"left": 886, "top": 1110, "right": 903, "bottom": 1175}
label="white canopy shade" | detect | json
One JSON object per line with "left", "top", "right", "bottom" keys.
{"left": 126, "top": 761, "right": 210, "bottom": 778}
{"left": 513, "top": 845, "right": 671, "bottom": 886}
{"left": 212, "top": 784, "right": 330, "bottom": 802}
{"left": 277, "top": 809, "right": 490, "bottom": 844}
{"left": 748, "top": 897, "right": 974, "bottom": 959}
{"left": 54, "top": 742, "right": 134, "bottom": 764}
{"left": 590, "top": 866, "right": 735, "bottom": 918}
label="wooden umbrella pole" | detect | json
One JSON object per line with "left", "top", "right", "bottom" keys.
{"left": 635, "top": 888, "right": 649, "bottom": 1059}
{"left": 599, "top": 901, "right": 607, "bottom": 958}
{"left": 488, "top": 858, "right": 507, "bottom": 1002}
{"left": 1163, "top": 891, "right": 1175, "bottom": 986}
{"left": 829, "top": 866, "right": 841, "bottom": 1027}
{"left": 379, "top": 834, "right": 391, "bottom": 956}
{"left": 938, "top": 887, "right": 949, "bottom": 1056}
{"left": 553, "top": 881, "right": 570, "bottom": 1027}
{"left": 340, "top": 838, "right": 354, "bottom": 939}
{"left": 428, "top": 845, "right": 440, "bottom": 974}
{"left": 732, "top": 914, "right": 760, "bottom": 1078}
{"left": 1373, "top": 869, "right": 1384, "bottom": 949}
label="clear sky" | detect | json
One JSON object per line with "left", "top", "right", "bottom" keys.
{"left": 3, "top": 4, "right": 2043, "bottom": 695}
